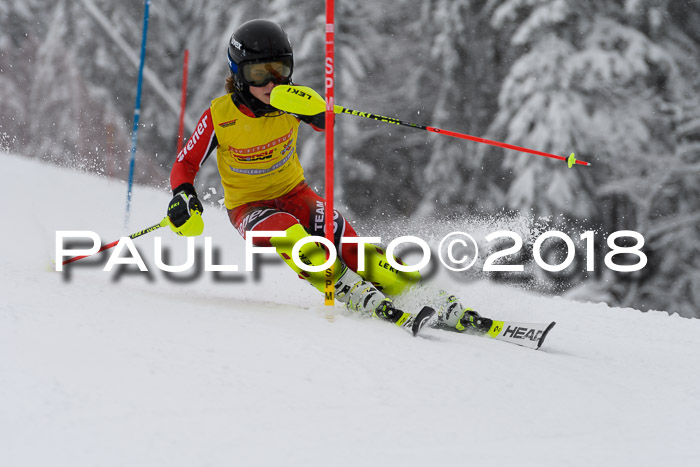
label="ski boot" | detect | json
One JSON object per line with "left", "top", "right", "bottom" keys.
{"left": 335, "top": 267, "right": 434, "bottom": 335}
{"left": 458, "top": 308, "right": 493, "bottom": 334}
{"left": 435, "top": 291, "right": 492, "bottom": 334}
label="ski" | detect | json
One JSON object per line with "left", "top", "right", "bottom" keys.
{"left": 465, "top": 317, "right": 556, "bottom": 350}
{"left": 396, "top": 306, "right": 436, "bottom": 336}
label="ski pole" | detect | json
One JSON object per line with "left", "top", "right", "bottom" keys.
{"left": 270, "top": 85, "right": 590, "bottom": 168}
{"left": 61, "top": 217, "right": 170, "bottom": 266}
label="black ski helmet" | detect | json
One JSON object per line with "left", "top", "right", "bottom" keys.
{"left": 227, "top": 19, "right": 294, "bottom": 88}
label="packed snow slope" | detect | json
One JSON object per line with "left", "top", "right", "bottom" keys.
{"left": 1, "top": 153, "right": 699, "bottom": 467}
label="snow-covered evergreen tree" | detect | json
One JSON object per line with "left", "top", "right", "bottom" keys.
{"left": 413, "top": 0, "right": 506, "bottom": 219}
{"left": 331, "top": 0, "right": 507, "bottom": 220}
{"left": 488, "top": 0, "right": 700, "bottom": 316}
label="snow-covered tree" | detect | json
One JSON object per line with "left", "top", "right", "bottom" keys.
{"left": 487, "top": 0, "right": 700, "bottom": 316}
{"left": 412, "top": 0, "right": 506, "bottom": 219}
{"left": 331, "top": 0, "right": 507, "bottom": 220}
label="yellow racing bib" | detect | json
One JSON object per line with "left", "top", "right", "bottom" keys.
{"left": 210, "top": 94, "right": 305, "bottom": 209}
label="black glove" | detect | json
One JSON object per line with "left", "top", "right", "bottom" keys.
{"left": 297, "top": 112, "right": 326, "bottom": 129}
{"left": 168, "top": 183, "right": 204, "bottom": 228}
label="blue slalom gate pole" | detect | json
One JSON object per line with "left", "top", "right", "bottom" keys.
{"left": 125, "top": 0, "right": 151, "bottom": 227}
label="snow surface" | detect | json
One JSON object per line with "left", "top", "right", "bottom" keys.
{"left": 1, "top": 153, "right": 699, "bottom": 467}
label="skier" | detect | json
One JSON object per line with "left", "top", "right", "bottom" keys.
{"left": 166, "top": 19, "right": 483, "bottom": 334}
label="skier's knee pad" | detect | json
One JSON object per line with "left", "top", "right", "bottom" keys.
{"left": 245, "top": 212, "right": 298, "bottom": 246}
{"left": 270, "top": 224, "right": 344, "bottom": 293}
{"left": 355, "top": 244, "right": 421, "bottom": 296}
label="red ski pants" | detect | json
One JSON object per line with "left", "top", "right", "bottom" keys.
{"left": 227, "top": 182, "right": 362, "bottom": 270}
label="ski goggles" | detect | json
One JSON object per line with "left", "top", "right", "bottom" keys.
{"left": 239, "top": 58, "right": 293, "bottom": 87}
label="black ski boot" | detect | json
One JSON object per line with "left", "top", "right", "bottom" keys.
{"left": 458, "top": 308, "right": 493, "bottom": 334}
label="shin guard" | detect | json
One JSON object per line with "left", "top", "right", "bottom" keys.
{"left": 270, "top": 224, "right": 345, "bottom": 293}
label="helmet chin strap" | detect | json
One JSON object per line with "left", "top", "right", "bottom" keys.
{"left": 232, "top": 78, "right": 279, "bottom": 118}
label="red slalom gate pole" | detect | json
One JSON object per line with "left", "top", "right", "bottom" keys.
{"left": 177, "top": 49, "right": 189, "bottom": 154}
{"left": 324, "top": 0, "right": 336, "bottom": 306}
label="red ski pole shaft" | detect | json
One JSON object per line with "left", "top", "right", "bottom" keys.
{"left": 337, "top": 106, "right": 591, "bottom": 167}
{"left": 61, "top": 217, "right": 169, "bottom": 266}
